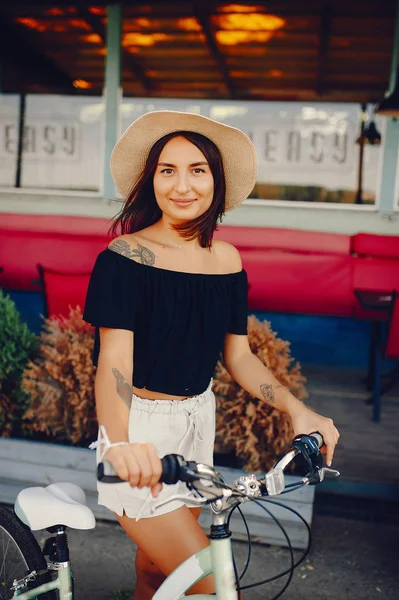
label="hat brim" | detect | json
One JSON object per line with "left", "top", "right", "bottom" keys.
{"left": 110, "top": 110, "right": 258, "bottom": 212}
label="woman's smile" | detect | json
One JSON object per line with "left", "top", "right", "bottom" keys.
{"left": 170, "top": 198, "right": 197, "bottom": 207}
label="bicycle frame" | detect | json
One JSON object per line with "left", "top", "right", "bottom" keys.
{"left": 13, "top": 566, "right": 73, "bottom": 599}
{"left": 12, "top": 535, "right": 234, "bottom": 600}
{"left": 153, "top": 537, "right": 237, "bottom": 600}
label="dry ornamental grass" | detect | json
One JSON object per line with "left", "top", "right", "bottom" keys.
{"left": 22, "top": 307, "right": 97, "bottom": 445}
{"left": 213, "top": 315, "right": 308, "bottom": 472}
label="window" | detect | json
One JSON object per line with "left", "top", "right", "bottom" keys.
{"left": 0, "top": 94, "right": 384, "bottom": 205}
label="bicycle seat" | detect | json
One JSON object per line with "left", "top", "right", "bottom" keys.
{"left": 14, "top": 482, "right": 96, "bottom": 531}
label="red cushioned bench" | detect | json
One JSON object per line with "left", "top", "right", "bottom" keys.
{"left": 351, "top": 233, "right": 399, "bottom": 322}
{"left": 0, "top": 213, "right": 398, "bottom": 321}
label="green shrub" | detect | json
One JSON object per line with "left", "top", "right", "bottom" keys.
{"left": 0, "top": 290, "right": 38, "bottom": 437}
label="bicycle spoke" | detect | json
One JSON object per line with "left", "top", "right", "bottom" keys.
{"left": 4, "top": 534, "right": 24, "bottom": 586}
{"left": 0, "top": 525, "right": 30, "bottom": 600}
{"left": 5, "top": 546, "right": 25, "bottom": 589}
{"left": 1, "top": 529, "right": 12, "bottom": 594}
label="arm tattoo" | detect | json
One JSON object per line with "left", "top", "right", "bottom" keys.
{"left": 109, "top": 239, "right": 155, "bottom": 266}
{"left": 260, "top": 383, "right": 284, "bottom": 406}
{"left": 112, "top": 367, "right": 133, "bottom": 409}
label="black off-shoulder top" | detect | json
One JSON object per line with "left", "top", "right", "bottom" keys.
{"left": 83, "top": 248, "right": 248, "bottom": 396}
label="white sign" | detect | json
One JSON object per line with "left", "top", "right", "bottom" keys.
{"left": 0, "top": 120, "right": 79, "bottom": 162}
{"left": 247, "top": 124, "right": 353, "bottom": 172}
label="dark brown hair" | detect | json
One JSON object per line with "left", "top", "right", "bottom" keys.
{"left": 110, "top": 131, "right": 226, "bottom": 248}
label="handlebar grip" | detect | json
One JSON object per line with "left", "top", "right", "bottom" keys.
{"left": 97, "top": 461, "right": 123, "bottom": 483}
{"left": 159, "top": 454, "right": 183, "bottom": 485}
{"left": 97, "top": 454, "right": 185, "bottom": 485}
{"left": 310, "top": 432, "right": 324, "bottom": 449}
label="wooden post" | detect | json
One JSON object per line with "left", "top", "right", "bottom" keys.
{"left": 15, "top": 93, "right": 26, "bottom": 188}
{"left": 101, "top": 3, "right": 122, "bottom": 200}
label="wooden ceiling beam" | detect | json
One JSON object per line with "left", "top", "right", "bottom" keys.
{"left": 77, "top": 7, "right": 152, "bottom": 94}
{"left": 8, "top": 1, "right": 396, "bottom": 16}
{"left": 194, "top": 6, "right": 235, "bottom": 97}
{"left": 316, "top": 1, "right": 331, "bottom": 97}
{"left": 0, "top": 18, "right": 74, "bottom": 92}
{"left": 4, "top": 0, "right": 397, "bottom": 18}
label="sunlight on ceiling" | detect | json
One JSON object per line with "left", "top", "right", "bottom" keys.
{"left": 217, "top": 4, "right": 265, "bottom": 13}
{"left": 81, "top": 33, "right": 103, "bottom": 44}
{"left": 73, "top": 79, "right": 93, "bottom": 89}
{"left": 216, "top": 31, "right": 273, "bottom": 44}
{"left": 214, "top": 13, "right": 285, "bottom": 45}
{"left": 215, "top": 13, "right": 285, "bottom": 31}
{"left": 122, "top": 32, "right": 169, "bottom": 46}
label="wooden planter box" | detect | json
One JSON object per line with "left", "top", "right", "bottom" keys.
{"left": 0, "top": 438, "right": 315, "bottom": 549}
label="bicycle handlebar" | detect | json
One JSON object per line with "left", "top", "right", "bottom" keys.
{"left": 97, "top": 431, "right": 326, "bottom": 487}
{"left": 97, "top": 454, "right": 198, "bottom": 485}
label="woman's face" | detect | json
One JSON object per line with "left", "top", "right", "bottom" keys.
{"left": 153, "top": 136, "right": 215, "bottom": 223}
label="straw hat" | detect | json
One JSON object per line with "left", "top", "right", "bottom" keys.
{"left": 110, "top": 110, "right": 257, "bottom": 211}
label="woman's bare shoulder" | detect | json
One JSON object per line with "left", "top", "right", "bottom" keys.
{"left": 212, "top": 239, "right": 242, "bottom": 273}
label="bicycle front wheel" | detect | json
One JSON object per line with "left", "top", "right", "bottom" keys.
{"left": 0, "top": 506, "right": 56, "bottom": 600}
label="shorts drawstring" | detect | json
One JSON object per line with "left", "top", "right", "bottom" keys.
{"left": 88, "top": 425, "right": 129, "bottom": 462}
{"left": 135, "top": 397, "right": 202, "bottom": 521}
{"left": 178, "top": 398, "right": 202, "bottom": 453}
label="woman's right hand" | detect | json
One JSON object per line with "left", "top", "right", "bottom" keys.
{"left": 103, "top": 443, "right": 163, "bottom": 497}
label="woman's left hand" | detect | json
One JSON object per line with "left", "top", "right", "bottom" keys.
{"left": 289, "top": 405, "right": 340, "bottom": 467}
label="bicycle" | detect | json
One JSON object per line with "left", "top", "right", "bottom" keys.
{"left": 0, "top": 433, "right": 339, "bottom": 599}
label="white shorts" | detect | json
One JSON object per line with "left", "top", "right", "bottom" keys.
{"left": 96, "top": 382, "right": 216, "bottom": 520}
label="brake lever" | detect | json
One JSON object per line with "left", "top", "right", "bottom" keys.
{"left": 318, "top": 466, "right": 341, "bottom": 481}
{"left": 306, "top": 465, "right": 341, "bottom": 484}
{"left": 188, "top": 478, "right": 226, "bottom": 501}
{"left": 151, "top": 478, "right": 227, "bottom": 513}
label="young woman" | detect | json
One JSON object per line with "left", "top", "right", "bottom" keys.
{"left": 83, "top": 111, "right": 340, "bottom": 599}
